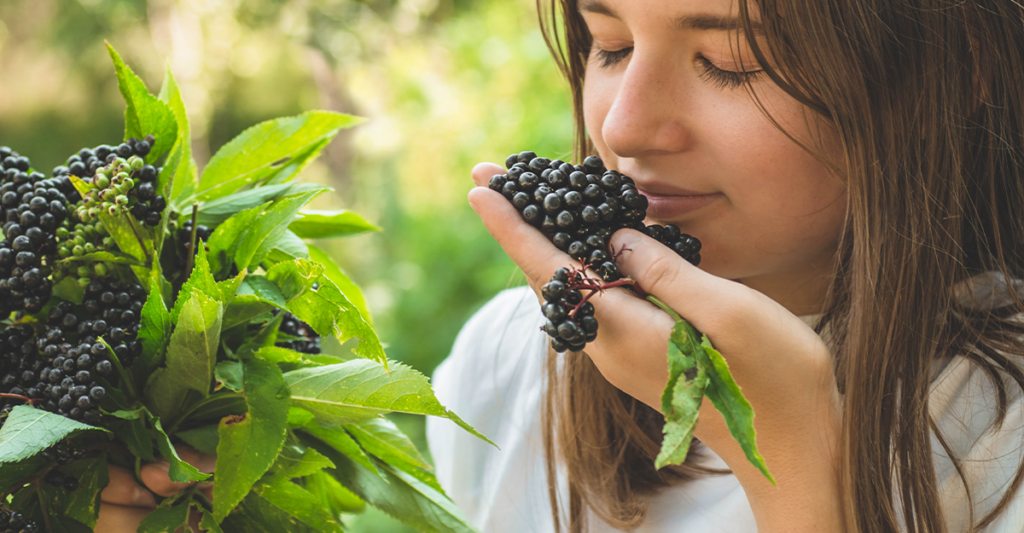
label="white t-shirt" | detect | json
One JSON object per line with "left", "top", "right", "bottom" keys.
{"left": 427, "top": 275, "right": 1024, "bottom": 532}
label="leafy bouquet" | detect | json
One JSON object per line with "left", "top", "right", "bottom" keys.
{"left": 0, "top": 43, "right": 490, "bottom": 533}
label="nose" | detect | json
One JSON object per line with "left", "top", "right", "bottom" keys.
{"left": 600, "top": 48, "right": 692, "bottom": 159}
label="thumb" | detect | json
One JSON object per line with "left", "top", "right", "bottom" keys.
{"left": 610, "top": 229, "right": 741, "bottom": 333}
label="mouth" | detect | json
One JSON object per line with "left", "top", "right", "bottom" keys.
{"left": 637, "top": 188, "right": 724, "bottom": 219}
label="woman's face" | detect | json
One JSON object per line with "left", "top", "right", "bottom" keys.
{"left": 580, "top": 0, "right": 847, "bottom": 313}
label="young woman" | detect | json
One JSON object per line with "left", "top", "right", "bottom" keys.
{"left": 427, "top": 0, "right": 1024, "bottom": 532}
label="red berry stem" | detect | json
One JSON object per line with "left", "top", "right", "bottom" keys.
{"left": 0, "top": 393, "right": 41, "bottom": 406}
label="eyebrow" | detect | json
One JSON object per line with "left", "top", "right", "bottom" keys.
{"left": 577, "top": 0, "right": 765, "bottom": 35}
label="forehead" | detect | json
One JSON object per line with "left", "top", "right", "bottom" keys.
{"left": 577, "top": 0, "right": 765, "bottom": 35}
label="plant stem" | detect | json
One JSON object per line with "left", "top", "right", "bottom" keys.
{"left": 126, "top": 215, "right": 153, "bottom": 266}
{"left": 100, "top": 337, "right": 137, "bottom": 399}
{"left": 35, "top": 482, "right": 51, "bottom": 533}
{"left": 646, "top": 294, "right": 684, "bottom": 322}
{"left": 183, "top": 202, "right": 199, "bottom": 277}
{"left": 0, "top": 393, "right": 40, "bottom": 406}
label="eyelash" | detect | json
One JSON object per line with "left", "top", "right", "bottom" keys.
{"left": 591, "top": 46, "right": 764, "bottom": 89}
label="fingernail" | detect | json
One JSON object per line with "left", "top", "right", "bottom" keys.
{"left": 133, "top": 486, "right": 156, "bottom": 507}
{"left": 153, "top": 460, "right": 170, "bottom": 473}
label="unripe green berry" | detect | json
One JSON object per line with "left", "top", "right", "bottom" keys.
{"left": 94, "top": 175, "right": 110, "bottom": 188}
{"left": 58, "top": 247, "right": 70, "bottom": 258}
{"left": 108, "top": 205, "right": 119, "bottom": 216}
{"left": 102, "top": 189, "right": 115, "bottom": 202}
{"left": 77, "top": 266, "right": 90, "bottom": 277}
{"left": 129, "top": 157, "right": 144, "bottom": 171}
{"left": 93, "top": 263, "right": 108, "bottom": 276}
{"left": 123, "top": 178, "right": 135, "bottom": 189}
{"left": 84, "top": 243, "right": 96, "bottom": 253}
{"left": 102, "top": 237, "right": 114, "bottom": 247}
{"left": 88, "top": 207, "right": 100, "bottom": 218}
{"left": 56, "top": 228, "right": 69, "bottom": 240}
{"left": 73, "top": 235, "right": 85, "bottom": 246}
{"left": 101, "top": 202, "right": 112, "bottom": 211}
{"left": 77, "top": 277, "right": 91, "bottom": 288}
{"left": 115, "top": 195, "right": 128, "bottom": 205}
{"left": 72, "top": 245, "right": 84, "bottom": 257}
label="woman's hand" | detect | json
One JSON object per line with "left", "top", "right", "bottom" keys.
{"left": 469, "top": 162, "right": 844, "bottom": 532}
{"left": 97, "top": 445, "right": 215, "bottom": 532}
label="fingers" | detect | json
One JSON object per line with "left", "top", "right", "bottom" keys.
{"left": 96, "top": 503, "right": 152, "bottom": 531}
{"left": 610, "top": 229, "right": 744, "bottom": 335}
{"left": 468, "top": 186, "right": 570, "bottom": 288}
{"left": 140, "top": 445, "right": 216, "bottom": 498}
{"left": 101, "top": 464, "right": 156, "bottom": 508}
{"left": 471, "top": 162, "right": 507, "bottom": 188}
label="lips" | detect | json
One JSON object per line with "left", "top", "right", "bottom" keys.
{"left": 638, "top": 189, "right": 724, "bottom": 219}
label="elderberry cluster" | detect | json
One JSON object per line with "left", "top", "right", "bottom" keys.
{"left": 0, "top": 509, "right": 38, "bottom": 533}
{"left": 72, "top": 154, "right": 164, "bottom": 227}
{"left": 493, "top": 152, "right": 703, "bottom": 353}
{"left": 540, "top": 267, "right": 598, "bottom": 353}
{"left": 491, "top": 151, "right": 647, "bottom": 282}
{"left": 0, "top": 148, "right": 78, "bottom": 314}
{"left": 53, "top": 135, "right": 154, "bottom": 180}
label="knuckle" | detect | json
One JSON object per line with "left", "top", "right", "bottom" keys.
{"left": 640, "top": 252, "right": 681, "bottom": 295}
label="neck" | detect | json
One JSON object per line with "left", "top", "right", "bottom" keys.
{"left": 738, "top": 263, "right": 834, "bottom": 317}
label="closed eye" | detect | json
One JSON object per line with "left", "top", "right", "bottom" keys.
{"left": 592, "top": 46, "right": 633, "bottom": 68}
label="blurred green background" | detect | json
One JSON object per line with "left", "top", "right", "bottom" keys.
{"left": 0, "top": 0, "right": 573, "bottom": 530}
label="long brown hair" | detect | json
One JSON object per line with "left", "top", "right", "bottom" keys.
{"left": 536, "top": 1, "right": 1024, "bottom": 532}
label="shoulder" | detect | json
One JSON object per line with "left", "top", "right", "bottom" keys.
{"left": 930, "top": 337, "right": 1024, "bottom": 531}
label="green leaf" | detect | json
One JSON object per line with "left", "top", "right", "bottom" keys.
{"left": 222, "top": 295, "right": 278, "bottom": 332}
{"left": 284, "top": 360, "right": 495, "bottom": 447}
{"left": 655, "top": 320, "right": 708, "bottom": 469}
{"left": 193, "top": 111, "right": 363, "bottom": 203}
{"left": 0, "top": 406, "right": 109, "bottom": 463}
{"left": 136, "top": 280, "right": 171, "bottom": 380}
{"left": 54, "top": 454, "right": 109, "bottom": 528}
{"left": 150, "top": 415, "right": 211, "bottom": 483}
{"left": 287, "top": 407, "right": 314, "bottom": 428}
{"left": 264, "top": 230, "right": 310, "bottom": 265}
{"left": 216, "top": 361, "right": 244, "bottom": 392}
{"left": 196, "top": 183, "right": 330, "bottom": 227}
{"left": 159, "top": 64, "right": 198, "bottom": 209}
{"left": 0, "top": 454, "right": 45, "bottom": 491}
{"left": 145, "top": 291, "right": 222, "bottom": 418}
{"left": 253, "top": 346, "right": 304, "bottom": 364}
{"left": 110, "top": 413, "right": 154, "bottom": 462}
{"left": 299, "top": 422, "right": 381, "bottom": 479}
{"left": 239, "top": 276, "right": 288, "bottom": 308}
{"left": 206, "top": 202, "right": 266, "bottom": 278}
{"left": 200, "top": 511, "right": 226, "bottom": 533}
{"left": 137, "top": 498, "right": 192, "bottom": 533}
{"left": 106, "top": 42, "right": 177, "bottom": 162}
{"left": 270, "top": 442, "right": 334, "bottom": 479}
{"left": 308, "top": 245, "right": 371, "bottom": 325}
{"left": 213, "top": 358, "right": 290, "bottom": 523}
{"left": 176, "top": 424, "right": 220, "bottom": 457}
{"left": 266, "top": 259, "right": 385, "bottom": 366}
{"left": 345, "top": 418, "right": 436, "bottom": 489}
{"left": 234, "top": 313, "right": 284, "bottom": 361}
{"left": 58, "top": 250, "right": 143, "bottom": 266}
{"left": 305, "top": 470, "right": 365, "bottom": 514}
{"left": 218, "top": 269, "right": 248, "bottom": 305}
{"left": 170, "top": 244, "right": 219, "bottom": 324}
{"left": 288, "top": 210, "right": 380, "bottom": 239}
{"left": 698, "top": 334, "right": 775, "bottom": 484}
{"left": 234, "top": 190, "right": 325, "bottom": 272}
{"left": 53, "top": 276, "right": 85, "bottom": 305}
{"left": 328, "top": 453, "right": 478, "bottom": 533}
